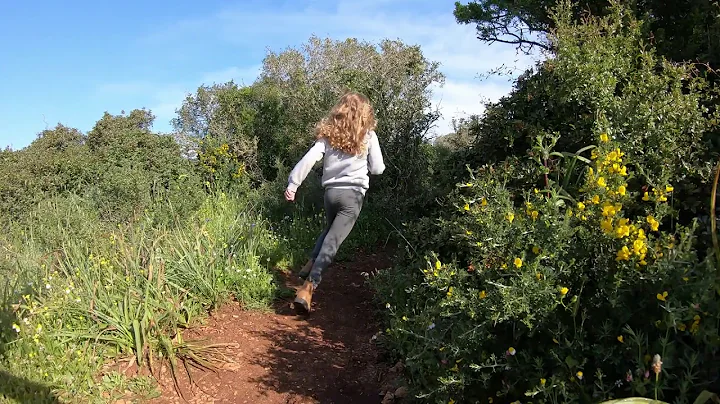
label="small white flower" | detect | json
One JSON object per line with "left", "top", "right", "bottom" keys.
{"left": 22, "top": 318, "right": 30, "bottom": 325}
{"left": 45, "top": 284, "right": 51, "bottom": 290}
{"left": 385, "top": 303, "right": 391, "bottom": 309}
{"left": 11, "top": 323, "right": 21, "bottom": 333}
{"left": 65, "top": 289, "right": 71, "bottom": 295}
{"left": 428, "top": 323, "right": 436, "bottom": 330}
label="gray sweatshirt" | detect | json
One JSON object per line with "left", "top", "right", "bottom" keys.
{"left": 287, "top": 130, "right": 385, "bottom": 195}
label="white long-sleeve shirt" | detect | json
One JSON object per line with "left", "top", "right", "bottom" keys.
{"left": 287, "top": 130, "right": 385, "bottom": 195}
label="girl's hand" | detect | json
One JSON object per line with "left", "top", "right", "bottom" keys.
{"left": 284, "top": 188, "right": 296, "bottom": 202}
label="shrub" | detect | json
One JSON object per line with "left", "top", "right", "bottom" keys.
{"left": 375, "top": 133, "right": 719, "bottom": 403}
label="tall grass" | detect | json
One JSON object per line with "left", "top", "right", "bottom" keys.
{"left": 0, "top": 192, "right": 282, "bottom": 402}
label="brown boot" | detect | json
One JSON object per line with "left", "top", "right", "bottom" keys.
{"left": 298, "top": 259, "right": 314, "bottom": 280}
{"left": 294, "top": 280, "right": 315, "bottom": 313}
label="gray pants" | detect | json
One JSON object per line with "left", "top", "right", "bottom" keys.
{"left": 308, "top": 188, "right": 364, "bottom": 287}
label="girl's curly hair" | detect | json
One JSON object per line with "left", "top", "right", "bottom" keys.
{"left": 315, "top": 91, "right": 376, "bottom": 155}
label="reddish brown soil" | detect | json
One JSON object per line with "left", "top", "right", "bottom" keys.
{"left": 150, "top": 252, "right": 396, "bottom": 404}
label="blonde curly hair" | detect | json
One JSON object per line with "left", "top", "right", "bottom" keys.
{"left": 315, "top": 92, "right": 376, "bottom": 155}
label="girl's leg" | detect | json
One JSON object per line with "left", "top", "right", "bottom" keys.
{"left": 299, "top": 190, "right": 336, "bottom": 279}
{"left": 307, "top": 188, "right": 364, "bottom": 287}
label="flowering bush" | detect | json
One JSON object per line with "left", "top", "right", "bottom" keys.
{"left": 374, "top": 133, "right": 719, "bottom": 403}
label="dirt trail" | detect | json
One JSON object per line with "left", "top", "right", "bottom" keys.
{"left": 150, "top": 252, "right": 395, "bottom": 404}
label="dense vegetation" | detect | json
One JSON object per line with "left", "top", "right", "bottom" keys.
{"left": 1, "top": 0, "right": 719, "bottom": 403}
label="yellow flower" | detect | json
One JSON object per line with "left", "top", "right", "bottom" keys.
{"left": 514, "top": 257, "right": 523, "bottom": 268}
{"left": 656, "top": 291, "right": 668, "bottom": 301}
{"left": 501, "top": 263, "right": 508, "bottom": 269}
{"left": 435, "top": 260, "right": 442, "bottom": 270}
{"left": 506, "top": 212, "right": 515, "bottom": 223}
{"left": 449, "top": 399, "right": 455, "bottom": 404}
{"left": 447, "top": 287, "right": 453, "bottom": 297}
{"left": 600, "top": 133, "right": 609, "bottom": 142}
{"left": 619, "top": 166, "right": 627, "bottom": 176}
{"left": 464, "top": 203, "right": 470, "bottom": 211}
{"left": 479, "top": 290, "right": 487, "bottom": 299}
{"left": 633, "top": 239, "right": 647, "bottom": 256}
{"left": 642, "top": 191, "right": 650, "bottom": 201}
{"left": 577, "top": 202, "right": 585, "bottom": 211}
{"left": 615, "top": 223, "right": 630, "bottom": 239}
{"left": 617, "top": 335, "right": 624, "bottom": 343}
{"left": 540, "top": 378, "right": 547, "bottom": 386}
{"left": 600, "top": 218, "right": 614, "bottom": 234}
{"left": 559, "top": 287, "right": 569, "bottom": 296}
{"left": 647, "top": 215, "right": 659, "bottom": 231}
{"left": 530, "top": 210, "right": 539, "bottom": 220}
{"left": 666, "top": 185, "right": 674, "bottom": 193}
{"left": 402, "top": 316, "right": 408, "bottom": 321}
{"left": 658, "top": 194, "right": 667, "bottom": 202}
{"left": 678, "top": 323, "right": 687, "bottom": 331}
{"left": 591, "top": 149, "right": 598, "bottom": 160}
{"left": 481, "top": 197, "right": 488, "bottom": 207}
{"left": 507, "top": 347, "right": 516, "bottom": 355}
{"left": 617, "top": 185, "right": 626, "bottom": 196}
{"left": 532, "top": 246, "right": 540, "bottom": 254}
{"left": 553, "top": 338, "right": 559, "bottom": 344}
{"left": 597, "top": 177, "right": 607, "bottom": 188}
{"left": 592, "top": 195, "right": 600, "bottom": 204}
{"left": 636, "top": 228, "right": 646, "bottom": 240}
{"left": 576, "top": 371, "right": 584, "bottom": 380}
{"left": 536, "top": 272, "right": 543, "bottom": 280}
{"left": 616, "top": 246, "right": 631, "bottom": 261}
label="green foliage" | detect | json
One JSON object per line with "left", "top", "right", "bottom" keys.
{"left": 0, "top": 192, "right": 281, "bottom": 401}
{"left": 452, "top": 1, "right": 718, "bottom": 220}
{"left": 374, "top": 3, "right": 720, "bottom": 404}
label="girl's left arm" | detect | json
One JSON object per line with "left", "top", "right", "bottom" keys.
{"left": 287, "top": 139, "right": 326, "bottom": 193}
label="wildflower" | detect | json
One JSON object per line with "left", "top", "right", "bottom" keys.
{"left": 481, "top": 197, "right": 488, "bottom": 207}
{"left": 576, "top": 371, "right": 584, "bottom": 380}
{"left": 636, "top": 228, "right": 646, "bottom": 240}
{"left": 559, "top": 287, "right": 569, "bottom": 296}
{"left": 619, "top": 166, "right": 627, "bottom": 176}
{"left": 626, "top": 371, "right": 633, "bottom": 382}
{"left": 506, "top": 212, "right": 515, "bottom": 223}
{"left": 642, "top": 192, "right": 650, "bottom": 201}
{"left": 435, "top": 260, "right": 441, "bottom": 270}
{"left": 597, "top": 177, "right": 607, "bottom": 188}
{"left": 665, "top": 185, "right": 674, "bottom": 193}
{"left": 633, "top": 239, "right": 647, "bottom": 257}
{"left": 615, "top": 223, "right": 630, "bottom": 238}
{"left": 532, "top": 246, "right": 540, "bottom": 254}
{"left": 677, "top": 323, "right": 686, "bottom": 331}
{"left": 464, "top": 203, "right": 470, "bottom": 211}
{"left": 447, "top": 287, "right": 454, "bottom": 297}
{"left": 656, "top": 291, "right": 668, "bottom": 302}
{"left": 617, "top": 335, "right": 624, "bottom": 343}
{"left": 592, "top": 195, "right": 600, "bottom": 204}
{"left": 616, "top": 246, "right": 631, "bottom": 261}
{"left": 449, "top": 399, "right": 455, "bottom": 404}
{"left": 507, "top": 347, "right": 516, "bottom": 356}
{"left": 501, "top": 263, "right": 508, "bottom": 269}
{"left": 386, "top": 303, "right": 391, "bottom": 309}
{"left": 617, "top": 185, "right": 626, "bottom": 196}
{"left": 513, "top": 257, "right": 523, "bottom": 268}
{"left": 652, "top": 355, "right": 663, "bottom": 375}
{"left": 11, "top": 323, "right": 20, "bottom": 333}
{"left": 428, "top": 323, "right": 435, "bottom": 330}
{"left": 536, "top": 272, "right": 542, "bottom": 280}
{"left": 600, "top": 218, "right": 614, "bottom": 234}
{"left": 540, "top": 378, "right": 546, "bottom": 386}
{"left": 577, "top": 201, "right": 585, "bottom": 211}
{"left": 647, "top": 215, "right": 659, "bottom": 231}
{"left": 591, "top": 149, "right": 598, "bottom": 160}
{"left": 600, "top": 133, "right": 609, "bottom": 142}
{"left": 479, "top": 290, "right": 487, "bottom": 299}
{"left": 402, "top": 316, "right": 408, "bottom": 321}
{"left": 530, "top": 210, "right": 539, "bottom": 220}
{"left": 658, "top": 194, "right": 667, "bottom": 202}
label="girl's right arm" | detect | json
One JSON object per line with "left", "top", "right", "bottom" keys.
{"left": 287, "top": 139, "right": 326, "bottom": 193}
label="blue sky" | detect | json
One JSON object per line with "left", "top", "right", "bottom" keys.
{"left": 0, "top": 0, "right": 539, "bottom": 150}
